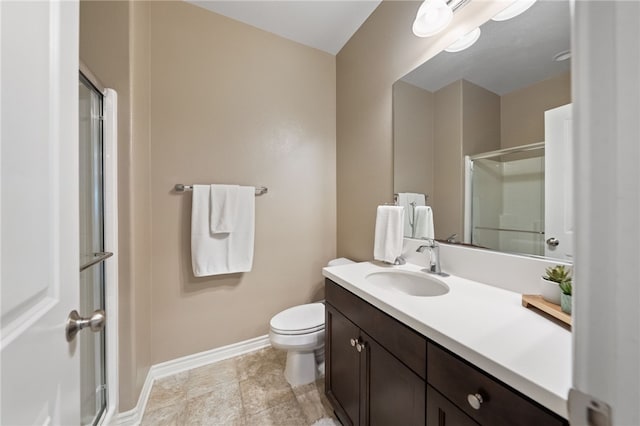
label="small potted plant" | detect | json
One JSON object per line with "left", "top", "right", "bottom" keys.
{"left": 540, "top": 265, "right": 571, "bottom": 305}
{"left": 559, "top": 280, "right": 572, "bottom": 314}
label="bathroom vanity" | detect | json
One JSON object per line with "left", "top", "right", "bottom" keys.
{"left": 323, "top": 262, "right": 571, "bottom": 426}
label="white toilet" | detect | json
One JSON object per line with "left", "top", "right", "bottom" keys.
{"left": 269, "top": 258, "right": 354, "bottom": 387}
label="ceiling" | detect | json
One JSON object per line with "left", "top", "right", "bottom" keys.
{"left": 401, "top": 1, "right": 571, "bottom": 95}
{"left": 187, "top": 0, "right": 382, "bottom": 55}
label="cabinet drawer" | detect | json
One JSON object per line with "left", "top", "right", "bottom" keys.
{"left": 426, "top": 385, "right": 478, "bottom": 426}
{"left": 427, "top": 342, "right": 566, "bottom": 426}
{"left": 326, "top": 279, "right": 426, "bottom": 379}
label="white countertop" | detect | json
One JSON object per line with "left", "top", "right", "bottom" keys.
{"left": 323, "top": 261, "right": 572, "bottom": 418}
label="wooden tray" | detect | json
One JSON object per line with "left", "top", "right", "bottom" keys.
{"left": 522, "top": 294, "right": 572, "bottom": 327}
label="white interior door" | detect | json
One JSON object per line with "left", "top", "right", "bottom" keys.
{"left": 1, "top": 1, "right": 80, "bottom": 425}
{"left": 544, "top": 103, "right": 573, "bottom": 260}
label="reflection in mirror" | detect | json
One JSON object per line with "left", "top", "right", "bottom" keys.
{"left": 465, "top": 143, "right": 545, "bottom": 256}
{"left": 393, "top": 0, "right": 571, "bottom": 260}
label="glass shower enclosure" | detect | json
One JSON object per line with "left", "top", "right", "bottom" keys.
{"left": 465, "top": 143, "right": 545, "bottom": 257}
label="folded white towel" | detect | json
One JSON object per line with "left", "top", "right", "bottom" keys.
{"left": 413, "top": 206, "right": 434, "bottom": 240}
{"left": 397, "top": 193, "right": 426, "bottom": 237}
{"left": 191, "top": 185, "right": 255, "bottom": 276}
{"left": 210, "top": 184, "right": 239, "bottom": 233}
{"left": 374, "top": 206, "right": 405, "bottom": 264}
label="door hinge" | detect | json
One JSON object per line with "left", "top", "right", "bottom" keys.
{"left": 568, "top": 388, "right": 612, "bottom": 426}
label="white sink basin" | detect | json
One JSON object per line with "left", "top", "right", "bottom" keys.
{"left": 365, "top": 270, "right": 449, "bottom": 297}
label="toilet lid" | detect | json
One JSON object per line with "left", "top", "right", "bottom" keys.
{"left": 270, "top": 303, "right": 325, "bottom": 335}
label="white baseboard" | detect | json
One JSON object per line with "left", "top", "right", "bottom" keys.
{"left": 112, "top": 335, "right": 271, "bottom": 425}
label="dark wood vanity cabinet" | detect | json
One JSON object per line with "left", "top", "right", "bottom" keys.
{"left": 426, "top": 385, "right": 479, "bottom": 426}
{"left": 325, "top": 279, "right": 425, "bottom": 426}
{"left": 324, "top": 278, "right": 568, "bottom": 426}
{"left": 426, "top": 342, "right": 566, "bottom": 426}
{"left": 325, "top": 304, "right": 361, "bottom": 425}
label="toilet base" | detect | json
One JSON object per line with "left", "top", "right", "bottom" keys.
{"left": 284, "top": 350, "right": 317, "bottom": 387}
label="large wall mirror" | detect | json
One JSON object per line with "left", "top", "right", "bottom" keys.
{"left": 393, "top": 0, "right": 572, "bottom": 261}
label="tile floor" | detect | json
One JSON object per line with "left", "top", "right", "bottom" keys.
{"left": 141, "top": 347, "right": 339, "bottom": 425}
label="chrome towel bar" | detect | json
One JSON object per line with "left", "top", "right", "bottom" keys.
{"left": 80, "top": 252, "right": 113, "bottom": 272}
{"left": 174, "top": 184, "right": 268, "bottom": 196}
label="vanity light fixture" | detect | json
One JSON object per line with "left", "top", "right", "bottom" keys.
{"left": 444, "top": 27, "right": 481, "bottom": 52}
{"left": 491, "top": 0, "right": 537, "bottom": 22}
{"left": 412, "top": 0, "right": 453, "bottom": 37}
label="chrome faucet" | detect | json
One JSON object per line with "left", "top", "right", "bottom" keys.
{"left": 416, "top": 239, "right": 448, "bottom": 276}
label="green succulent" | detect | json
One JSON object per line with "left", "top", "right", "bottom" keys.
{"left": 542, "top": 265, "right": 572, "bottom": 285}
{"left": 559, "top": 281, "right": 572, "bottom": 296}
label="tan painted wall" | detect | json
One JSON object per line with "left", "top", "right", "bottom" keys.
{"left": 433, "top": 81, "right": 463, "bottom": 239}
{"left": 501, "top": 72, "right": 571, "bottom": 149}
{"left": 462, "top": 80, "right": 501, "bottom": 156}
{"left": 80, "top": 0, "right": 152, "bottom": 411}
{"left": 337, "top": 0, "right": 509, "bottom": 260}
{"left": 392, "top": 80, "right": 434, "bottom": 197}
{"left": 148, "top": 2, "right": 336, "bottom": 363}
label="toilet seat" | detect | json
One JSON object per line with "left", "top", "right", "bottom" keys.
{"left": 270, "top": 303, "right": 324, "bottom": 336}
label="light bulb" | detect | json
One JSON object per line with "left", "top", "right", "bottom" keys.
{"left": 412, "top": 0, "right": 454, "bottom": 38}
{"left": 491, "top": 0, "right": 537, "bottom": 22}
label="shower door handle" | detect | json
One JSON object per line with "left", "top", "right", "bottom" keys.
{"left": 546, "top": 237, "right": 560, "bottom": 247}
{"left": 66, "top": 309, "right": 106, "bottom": 342}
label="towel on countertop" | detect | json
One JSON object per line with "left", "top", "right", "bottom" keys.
{"left": 397, "top": 192, "right": 426, "bottom": 237}
{"left": 413, "top": 206, "right": 434, "bottom": 240}
{"left": 191, "top": 185, "right": 255, "bottom": 276}
{"left": 210, "top": 184, "right": 239, "bottom": 233}
{"left": 373, "top": 205, "right": 405, "bottom": 264}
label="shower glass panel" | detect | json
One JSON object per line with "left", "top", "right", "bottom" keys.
{"left": 470, "top": 146, "right": 545, "bottom": 256}
{"left": 79, "top": 74, "right": 107, "bottom": 426}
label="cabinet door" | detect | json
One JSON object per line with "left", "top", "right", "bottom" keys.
{"left": 365, "top": 332, "right": 426, "bottom": 426}
{"left": 427, "top": 385, "right": 479, "bottom": 426}
{"left": 326, "top": 304, "right": 361, "bottom": 426}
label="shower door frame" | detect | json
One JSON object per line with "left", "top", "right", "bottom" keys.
{"left": 80, "top": 62, "right": 119, "bottom": 425}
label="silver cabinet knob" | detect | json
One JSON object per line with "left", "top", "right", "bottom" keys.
{"left": 356, "top": 341, "right": 367, "bottom": 353}
{"left": 66, "top": 309, "right": 106, "bottom": 342}
{"left": 546, "top": 237, "right": 560, "bottom": 247}
{"left": 467, "top": 393, "right": 484, "bottom": 410}
{"left": 350, "top": 338, "right": 357, "bottom": 347}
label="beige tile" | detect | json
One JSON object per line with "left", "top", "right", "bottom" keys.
{"left": 235, "top": 347, "right": 286, "bottom": 381}
{"left": 295, "top": 388, "right": 328, "bottom": 424}
{"left": 291, "top": 381, "right": 318, "bottom": 397}
{"left": 239, "top": 372, "right": 297, "bottom": 415}
{"left": 141, "top": 348, "right": 336, "bottom": 426}
{"left": 146, "top": 371, "right": 189, "bottom": 412}
{"left": 245, "top": 398, "right": 308, "bottom": 426}
{"left": 183, "top": 381, "right": 244, "bottom": 426}
{"left": 186, "top": 358, "right": 238, "bottom": 399}
{"left": 140, "top": 401, "right": 186, "bottom": 426}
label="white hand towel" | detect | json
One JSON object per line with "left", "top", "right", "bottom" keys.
{"left": 210, "top": 184, "right": 239, "bottom": 233}
{"left": 374, "top": 206, "right": 405, "bottom": 264}
{"left": 413, "top": 206, "right": 434, "bottom": 240}
{"left": 191, "top": 185, "right": 255, "bottom": 276}
{"left": 397, "top": 193, "right": 426, "bottom": 237}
